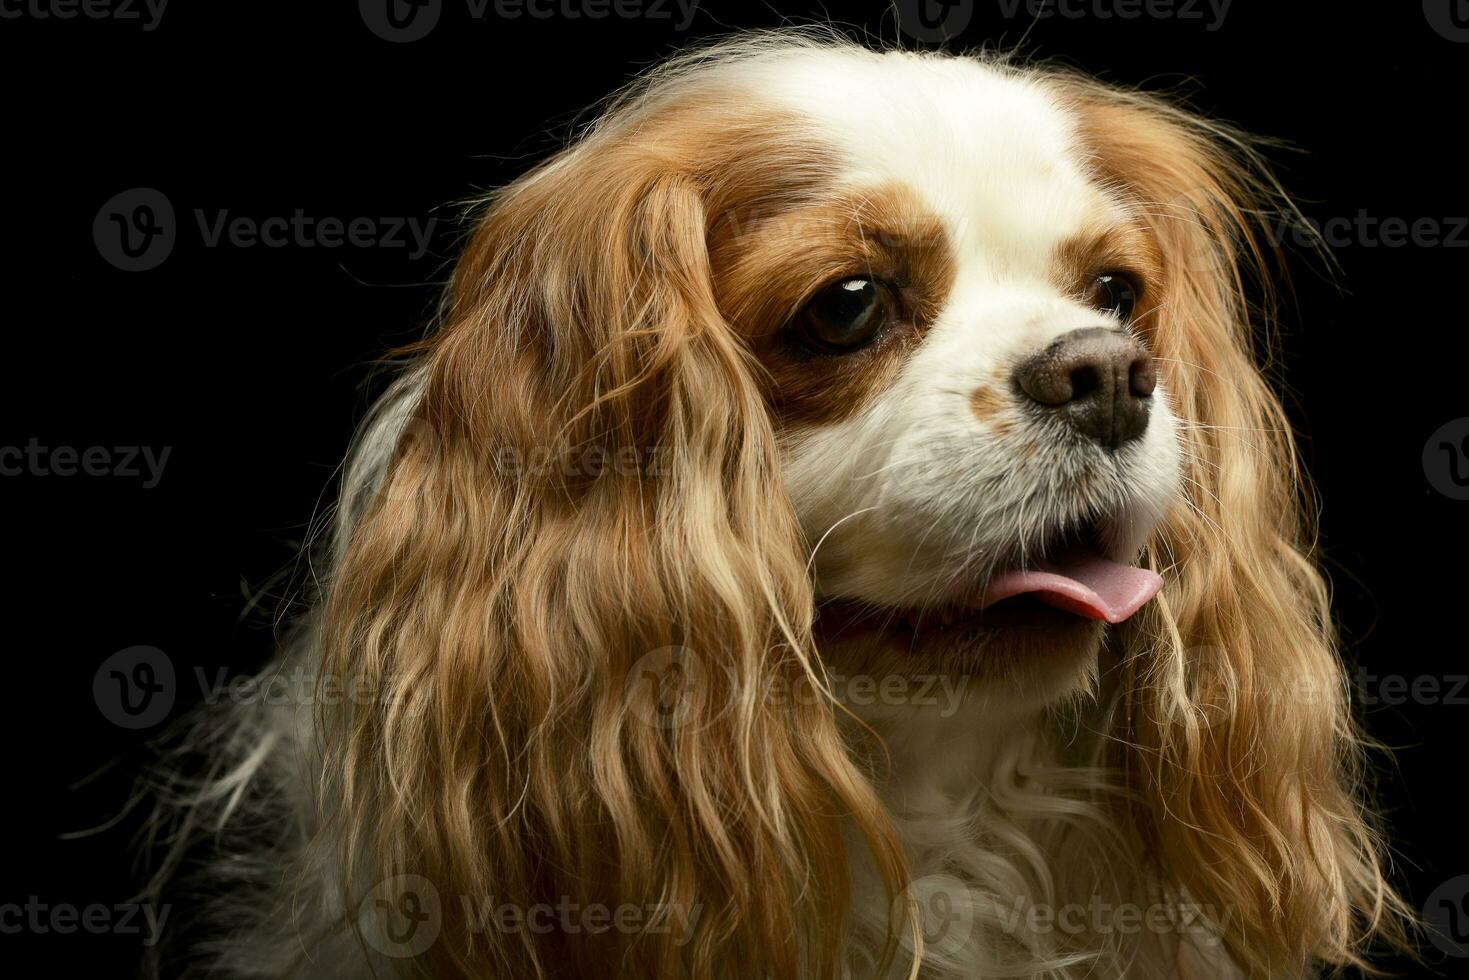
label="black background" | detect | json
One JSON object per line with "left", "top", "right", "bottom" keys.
{"left": 3, "top": 1, "right": 1466, "bottom": 974}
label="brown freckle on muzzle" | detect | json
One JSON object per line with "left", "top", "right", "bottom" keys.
{"left": 969, "top": 378, "right": 1017, "bottom": 437}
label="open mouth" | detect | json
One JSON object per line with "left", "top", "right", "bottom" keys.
{"left": 978, "top": 534, "right": 1163, "bottom": 625}
{"left": 821, "top": 520, "right": 1165, "bottom": 641}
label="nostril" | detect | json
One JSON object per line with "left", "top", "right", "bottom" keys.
{"left": 1068, "top": 364, "right": 1101, "bottom": 402}
{"left": 1129, "top": 356, "right": 1156, "bottom": 398}
{"left": 1014, "top": 349, "right": 1074, "bottom": 406}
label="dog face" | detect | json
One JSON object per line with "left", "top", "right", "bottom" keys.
{"left": 702, "top": 51, "right": 1179, "bottom": 700}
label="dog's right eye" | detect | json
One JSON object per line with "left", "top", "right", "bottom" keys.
{"left": 1087, "top": 272, "right": 1139, "bottom": 323}
{"left": 793, "top": 276, "right": 895, "bottom": 354}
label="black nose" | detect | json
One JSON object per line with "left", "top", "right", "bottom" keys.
{"left": 1012, "top": 326, "right": 1155, "bottom": 450}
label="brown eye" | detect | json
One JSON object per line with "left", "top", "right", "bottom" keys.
{"left": 794, "top": 276, "right": 894, "bottom": 353}
{"left": 1088, "top": 272, "right": 1139, "bottom": 322}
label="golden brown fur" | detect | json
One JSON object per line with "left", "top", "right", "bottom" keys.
{"left": 317, "top": 72, "right": 909, "bottom": 980}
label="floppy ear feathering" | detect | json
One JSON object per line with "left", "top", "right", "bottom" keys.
{"left": 1053, "top": 76, "right": 1413, "bottom": 977}
{"left": 317, "top": 79, "right": 911, "bottom": 980}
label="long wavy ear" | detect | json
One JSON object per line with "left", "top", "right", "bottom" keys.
{"left": 313, "top": 82, "right": 907, "bottom": 979}
{"left": 1053, "top": 80, "right": 1413, "bottom": 975}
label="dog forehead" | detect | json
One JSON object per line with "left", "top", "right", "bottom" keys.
{"left": 757, "top": 49, "right": 1105, "bottom": 263}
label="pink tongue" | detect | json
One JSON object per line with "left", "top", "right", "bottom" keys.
{"left": 979, "top": 551, "right": 1163, "bottom": 624}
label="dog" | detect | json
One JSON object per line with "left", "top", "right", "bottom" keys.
{"left": 143, "top": 32, "right": 1409, "bottom": 979}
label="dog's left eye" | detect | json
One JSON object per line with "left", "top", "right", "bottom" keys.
{"left": 793, "top": 276, "right": 895, "bottom": 353}
{"left": 1088, "top": 272, "right": 1139, "bottom": 322}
